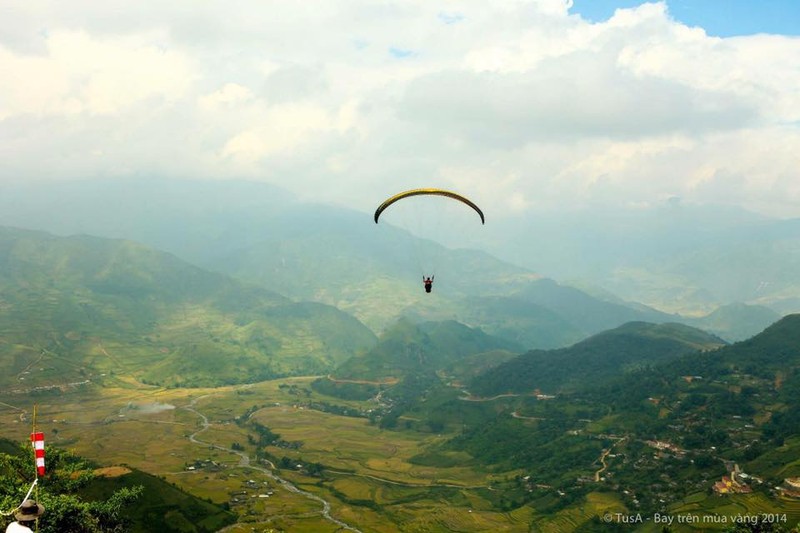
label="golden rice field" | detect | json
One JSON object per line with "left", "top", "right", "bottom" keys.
{"left": 0, "top": 377, "right": 551, "bottom": 532}
{"left": 5, "top": 376, "right": 798, "bottom": 532}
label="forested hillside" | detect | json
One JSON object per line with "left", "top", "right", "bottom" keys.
{"left": 431, "top": 315, "right": 800, "bottom": 519}
{"left": 0, "top": 179, "right": 780, "bottom": 344}
{"left": 469, "top": 322, "right": 726, "bottom": 396}
{"left": 0, "top": 227, "right": 376, "bottom": 389}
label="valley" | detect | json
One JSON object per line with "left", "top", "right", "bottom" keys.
{"left": 0, "top": 378, "right": 540, "bottom": 532}
{"left": 1, "top": 212, "right": 800, "bottom": 531}
{"left": 5, "top": 346, "right": 800, "bottom": 532}
{"left": 1, "top": 0, "right": 799, "bottom": 525}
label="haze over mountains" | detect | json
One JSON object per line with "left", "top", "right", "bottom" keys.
{"left": 0, "top": 226, "right": 376, "bottom": 389}
{"left": 3, "top": 179, "right": 800, "bottom": 531}
{"left": 0, "top": 178, "right": 789, "bottom": 345}
{"left": 469, "top": 321, "right": 727, "bottom": 396}
{"left": 2, "top": 0, "right": 798, "bottom": 527}
{"left": 309, "top": 306, "right": 800, "bottom": 522}
{"left": 480, "top": 204, "right": 800, "bottom": 315}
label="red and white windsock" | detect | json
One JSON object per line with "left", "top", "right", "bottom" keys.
{"left": 31, "top": 432, "right": 45, "bottom": 477}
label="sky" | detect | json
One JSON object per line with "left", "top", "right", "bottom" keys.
{"left": 572, "top": 0, "right": 800, "bottom": 37}
{"left": 1, "top": 0, "right": 799, "bottom": 219}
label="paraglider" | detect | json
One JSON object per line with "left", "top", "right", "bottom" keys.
{"left": 423, "top": 275, "right": 434, "bottom": 293}
{"left": 373, "top": 188, "right": 485, "bottom": 225}
{"left": 374, "top": 189, "right": 483, "bottom": 293}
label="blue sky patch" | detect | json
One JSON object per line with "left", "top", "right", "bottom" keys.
{"left": 438, "top": 12, "right": 465, "bottom": 25}
{"left": 569, "top": 0, "right": 800, "bottom": 37}
{"left": 389, "top": 47, "right": 416, "bottom": 59}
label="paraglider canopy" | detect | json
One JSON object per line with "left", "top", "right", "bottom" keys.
{"left": 373, "top": 188, "right": 485, "bottom": 290}
{"left": 373, "top": 188, "right": 485, "bottom": 225}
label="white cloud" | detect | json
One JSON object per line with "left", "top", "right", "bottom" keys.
{"left": 198, "top": 83, "right": 253, "bottom": 111}
{"left": 0, "top": 30, "right": 195, "bottom": 119}
{"left": 0, "top": 1, "right": 798, "bottom": 218}
{"left": 220, "top": 101, "right": 357, "bottom": 164}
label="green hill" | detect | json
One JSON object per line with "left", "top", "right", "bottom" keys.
{"left": 0, "top": 226, "right": 376, "bottom": 389}
{"left": 0, "top": 437, "right": 235, "bottom": 533}
{"left": 79, "top": 467, "right": 236, "bottom": 533}
{"left": 0, "top": 178, "right": 748, "bottom": 351}
{"left": 664, "top": 312, "right": 800, "bottom": 382}
{"left": 329, "top": 318, "right": 521, "bottom": 383}
{"left": 439, "top": 314, "right": 800, "bottom": 521}
{"left": 312, "top": 319, "right": 521, "bottom": 425}
{"left": 457, "top": 294, "right": 586, "bottom": 349}
{"left": 598, "top": 315, "right": 800, "bottom": 447}
{"left": 469, "top": 321, "right": 727, "bottom": 396}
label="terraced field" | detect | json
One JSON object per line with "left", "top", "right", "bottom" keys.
{"left": 3, "top": 376, "right": 800, "bottom": 532}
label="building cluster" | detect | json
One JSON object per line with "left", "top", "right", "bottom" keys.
{"left": 645, "top": 440, "right": 684, "bottom": 456}
{"left": 185, "top": 459, "right": 223, "bottom": 472}
{"left": 532, "top": 389, "right": 556, "bottom": 400}
{"left": 229, "top": 479, "right": 275, "bottom": 506}
{"left": 778, "top": 477, "right": 800, "bottom": 498}
{"left": 713, "top": 464, "right": 753, "bottom": 494}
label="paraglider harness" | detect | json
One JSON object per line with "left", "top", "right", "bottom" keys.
{"left": 423, "top": 275, "right": 434, "bottom": 293}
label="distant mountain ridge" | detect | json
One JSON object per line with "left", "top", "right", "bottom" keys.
{"left": 0, "top": 226, "right": 376, "bottom": 389}
{"left": 0, "top": 178, "right": 784, "bottom": 346}
{"left": 688, "top": 301, "right": 781, "bottom": 341}
{"left": 3, "top": 180, "right": 800, "bottom": 530}
{"left": 469, "top": 321, "right": 727, "bottom": 396}
{"left": 665, "top": 312, "right": 800, "bottom": 380}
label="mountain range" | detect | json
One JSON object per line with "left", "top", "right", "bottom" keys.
{"left": 476, "top": 204, "right": 800, "bottom": 315}
{"left": 3, "top": 196, "right": 800, "bottom": 529}
{"left": 0, "top": 226, "right": 376, "bottom": 389}
{"left": 0, "top": 178, "right": 785, "bottom": 345}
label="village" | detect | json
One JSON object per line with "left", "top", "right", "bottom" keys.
{"left": 184, "top": 459, "right": 277, "bottom": 508}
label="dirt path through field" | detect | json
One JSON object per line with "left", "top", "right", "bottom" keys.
{"left": 326, "top": 374, "right": 399, "bottom": 386}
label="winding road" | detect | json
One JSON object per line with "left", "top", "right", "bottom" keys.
{"left": 183, "top": 395, "right": 362, "bottom": 533}
{"left": 594, "top": 436, "right": 627, "bottom": 482}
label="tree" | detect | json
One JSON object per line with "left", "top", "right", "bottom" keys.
{"left": 0, "top": 442, "right": 142, "bottom": 532}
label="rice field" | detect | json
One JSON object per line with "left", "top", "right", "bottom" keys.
{"left": 3, "top": 377, "right": 800, "bottom": 532}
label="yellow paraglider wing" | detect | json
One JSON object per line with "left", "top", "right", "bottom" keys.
{"left": 373, "top": 188, "right": 485, "bottom": 224}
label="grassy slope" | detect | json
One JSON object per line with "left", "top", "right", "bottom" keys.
{"left": 79, "top": 468, "right": 237, "bottom": 533}
{"left": 330, "top": 319, "right": 522, "bottom": 383}
{"left": 0, "top": 227, "right": 376, "bottom": 389}
{"left": 1, "top": 178, "right": 752, "bottom": 349}
{"left": 6, "top": 313, "right": 800, "bottom": 532}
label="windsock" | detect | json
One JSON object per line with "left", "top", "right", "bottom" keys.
{"left": 31, "top": 432, "right": 45, "bottom": 477}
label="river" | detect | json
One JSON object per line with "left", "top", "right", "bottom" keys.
{"left": 183, "top": 394, "right": 362, "bottom": 533}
